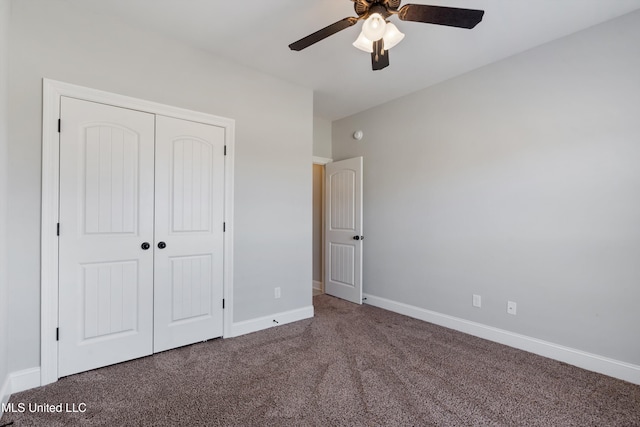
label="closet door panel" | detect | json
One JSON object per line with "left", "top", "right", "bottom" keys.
{"left": 58, "top": 97, "right": 155, "bottom": 377}
{"left": 154, "top": 115, "right": 225, "bottom": 352}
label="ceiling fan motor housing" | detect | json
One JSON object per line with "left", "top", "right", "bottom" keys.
{"left": 355, "top": 0, "right": 399, "bottom": 19}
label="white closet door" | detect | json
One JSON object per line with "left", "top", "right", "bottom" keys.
{"left": 153, "top": 115, "right": 225, "bottom": 352}
{"left": 58, "top": 97, "right": 155, "bottom": 377}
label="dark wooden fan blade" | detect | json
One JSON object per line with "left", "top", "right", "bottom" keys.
{"left": 289, "top": 17, "right": 359, "bottom": 51}
{"left": 398, "top": 4, "right": 484, "bottom": 29}
{"left": 371, "top": 39, "right": 389, "bottom": 71}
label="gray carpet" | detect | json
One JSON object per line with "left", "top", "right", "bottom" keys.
{"left": 3, "top": 294, "right": 640, "bottom": 426}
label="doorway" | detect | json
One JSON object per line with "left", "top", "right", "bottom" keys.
{"left": 312, "top": 156, "right": 333, "bottom": 296}
{"left": 312, "top": 156, "right": 363, "bottom": 305}
{"left": 312, "top": 162, "right": 326, "bottom": 296}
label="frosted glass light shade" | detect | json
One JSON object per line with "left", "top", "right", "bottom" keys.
{"left": 353, "top": 22, "right": 405, "bottom": 53}
{"left": 362, "top": 13, "right": 386, "bottom": 41}
{"left": 382, "top": 23, "right": 405, "bottom": 50}
{"left": 353, "top": 31, "right": 374, "bottom": 53}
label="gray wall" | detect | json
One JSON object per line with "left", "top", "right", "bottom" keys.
{"left": 7, "top": 0, "right": 312, "bottom": 373}
{"left": 0, "top": 0, "right": 11, "bottom": 393}
{"left": 313, "top": 116, "right": 332, "bottom": 159}
{"left": 332, "top": 10, "right": 640, "bottom": 365}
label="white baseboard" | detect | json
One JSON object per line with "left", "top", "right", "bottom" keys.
{"left": 0, "top": 367, "right": 41, "bottom": 420}
{"left": 230, "top": 305, "right": 314, "bottom": 338}
{"left": 312, "top": 280, "right": 322, "bottom": 292}
{"left": 10, "top": 367, "right": 41, "bottom": 394}
{"left": 363, "top": 293, "right": 640, "bottom": 385}
{"left": 0, "top": 373, "right": 10, "bottom": 418}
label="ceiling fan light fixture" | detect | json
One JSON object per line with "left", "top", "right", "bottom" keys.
{"left": 353, "top": 22, "right": 404, "bottom": 53}
{"left": 362, "top": 13, "right": 387, "bottom": 41}
{"left": 382, "top": 23, "right": 405, "bottom": 50}
{"left": 353, "top": 31, "right": 374, "bottom": 53}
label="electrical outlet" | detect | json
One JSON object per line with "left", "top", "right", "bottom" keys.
{"left": 274, "top": 287, "right": 281, "bottom": 299}
{"left": 507, "top": 301, "right": 517, "bottom": 315}
{"left": 472, "top": 294, "right": 481, "bottom": 308}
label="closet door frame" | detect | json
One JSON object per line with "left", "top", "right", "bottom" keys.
{"left": 40, "top": 78, "right": 235, "bottom": 386}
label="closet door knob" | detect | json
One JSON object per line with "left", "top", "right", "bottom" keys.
{"left": 158, "top": 241, "right": 167, "bottom": 249}
{"left": 141, "top": 242, "right": 150, "bottom": 250}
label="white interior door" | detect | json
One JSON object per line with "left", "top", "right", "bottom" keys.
{"left": 153, "top": 115, "right": 225, "bottom": 352}
{"left": 324, "top": 157, "right": 363, "bottom": 304}
{"left": 58, "top": 97, "right": 155, "bottom": 376}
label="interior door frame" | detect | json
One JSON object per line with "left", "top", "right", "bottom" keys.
{"left": 312, "top": 156, "right": 332, "bottom": 294}
{"left": 40, "top": 79, "right": 235, "bottom": 386}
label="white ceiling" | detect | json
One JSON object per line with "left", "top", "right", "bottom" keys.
{"left": 60, "top": 0, "right": 640, "bottom": 120}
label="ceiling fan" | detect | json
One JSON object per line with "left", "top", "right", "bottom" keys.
{"left": 289, "top": 0, "right": 485, "bottom": 71}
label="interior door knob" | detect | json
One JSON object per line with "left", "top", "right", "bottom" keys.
{"left": 157, "top": 241, "right": 167, "bottom": 249}
{"left": 353, "top": 236, "right": 360, "bottom": 240}
{"left": 141, "top": 242, "right": 150, "bottom": 250}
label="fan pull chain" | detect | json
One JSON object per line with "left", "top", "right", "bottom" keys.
{"left": 374, "top": 39, "right": 385, "bottom": 62}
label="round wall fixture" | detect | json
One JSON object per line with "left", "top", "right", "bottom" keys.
{"left": 353, "top": 130, "right": 364, "bottom": 140}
